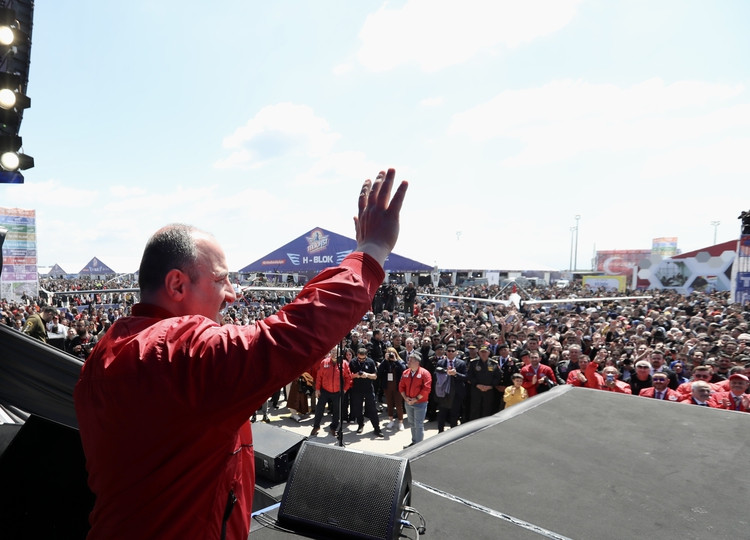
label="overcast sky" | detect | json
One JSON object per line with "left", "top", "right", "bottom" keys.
{"left": 2, "top": 0, "right": 748, "bottom": 274}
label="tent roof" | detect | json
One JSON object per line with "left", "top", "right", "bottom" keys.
{"left": 78, "top": 257, "right": 116, "bottom": 275}
{"left": 47, "top": 263, "right": 67, "bottom": 275}
{"left": 239, "top": 227, "right": 432, "bottom": 274}
{"left": 672, "top": 239, "right": 737, "bottom": 259}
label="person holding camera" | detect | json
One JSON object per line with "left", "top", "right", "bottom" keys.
{"left": 594, "top": 364, "right": 631, "bottom": 394}
{"left": 66, "top": 319, "right": 95, "bottom": 359}
{"left": 378, "top": 346, "right": 406, "bottom": 430}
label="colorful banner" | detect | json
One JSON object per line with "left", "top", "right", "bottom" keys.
{"left": 595, "top": 249, "right": 651, "bottom": 280}
{"left": 0, "top": 207, "right": 38, "bottom": 302}
{"left": 582, "top": 275, "right": 627, "bottom": 292}
{"left": 652, "top": 237, "right": 678, "bottom": 257}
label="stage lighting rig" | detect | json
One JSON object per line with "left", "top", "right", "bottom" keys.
{"left": 0, "top": 0, "right": 34, "bottom": 184}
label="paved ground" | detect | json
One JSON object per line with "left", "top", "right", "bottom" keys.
{"left": 255, "top": 400, "right": 442, "bottom": 455}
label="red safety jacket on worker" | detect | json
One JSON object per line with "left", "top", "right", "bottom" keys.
{"left": 398, "top": 367, "right": 432, "bottom": 403}
{"left": 75, "top": 253, "right": 383, "bottom": 540}
{"left": 316, "top": 356, "right": 352, "bottom": 393}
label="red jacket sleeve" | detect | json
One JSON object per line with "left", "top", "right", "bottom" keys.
{"left": 584, "top": 362, "right": 604, "bottom": 390}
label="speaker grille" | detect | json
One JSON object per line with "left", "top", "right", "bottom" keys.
{"left": 279, "top": 442, "right": 410, "bottom": 540}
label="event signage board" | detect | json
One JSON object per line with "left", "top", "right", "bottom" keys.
{"left": 0, "top": 207, "right": 39, "bottom": 302}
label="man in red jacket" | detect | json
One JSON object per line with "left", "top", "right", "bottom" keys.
{"left": 399, "top": 351, "right": 432, "bottom": 448}
{"left": 596, "top": 365, "right": 631, "bottom": 394}
{"left": 638, "top": 373, "right": 681, "bottom": 402}
{"left": 708, "top": 373, "right": 750, "bottom": 412}
{"left": 311, "top": 352, "right": 353, "bottom": 437}
{"left": 75, "top": 169, "right": 408, "bottom": 540}
{"left": 521, "top": 351, "right": 556, "bottom": 397}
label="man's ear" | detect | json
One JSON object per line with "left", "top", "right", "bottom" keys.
{"left": 164, "top": 269, "right": 189, "bottom": 301}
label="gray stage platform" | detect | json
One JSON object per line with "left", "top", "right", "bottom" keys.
{"left": 252, "top": 385, "right": 750, "bottom": 539}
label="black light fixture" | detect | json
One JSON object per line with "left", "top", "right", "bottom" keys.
{"left": 0, "top": 134, "right": 33, "bottom": 171}
{"left": 0, "top": 7, "right": 18, "bottom": 46}
{"left": 0, "top": 1, "right": 33, "bottom": 184}
{"left": 0, "top": 71, "right": 29, "bottom": 111}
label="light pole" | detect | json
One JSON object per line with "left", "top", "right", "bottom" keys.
{"left": 711, "top": 220, "right": 720, "bottom": 244}
{"left": 569, "top": 227, "right": 576, "bottom": 272}
{"left": 573, "top": 215, "right": 581, "bottom": 272}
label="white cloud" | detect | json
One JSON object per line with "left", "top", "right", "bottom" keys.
{"left": 641, "top": 136, "right": 750, "bottom": 178}
{"left": 357, "top": 0, "right": 582, "bottom": 72}
{"left": 293, "top": 151, "right": 378, "bottom": 187}
{"left": 419, "top": 96, "right": 444, "bottom": 107}
{"left": 448, "top": 78, "right": 748, "bottom": 167}
{"left": 215, "top": 103, "right": 341, "bottom": 169}
{"left": 332, "top": 63, "right": 352, "bottom": 76}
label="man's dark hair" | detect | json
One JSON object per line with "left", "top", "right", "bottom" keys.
{"left": 138, "top": 224, "right": 201, "bottom": 294}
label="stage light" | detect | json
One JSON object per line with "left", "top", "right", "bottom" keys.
{"left": 0, "top": 26, "right": 13, "bottom": 46}
{"left": 1, "top": 149, "right": 18, "bottom": 169}
{"left": 0, "top": 72, "right": 29, "bottom": 111}
{"left": 0, "top": 87, "right": 15, "bottom": 107}
{"left": 0, "top": 7, "right": 20, "bottom": 46}
{"left": 0, "top": 134, "right": 33, "bottom": 171}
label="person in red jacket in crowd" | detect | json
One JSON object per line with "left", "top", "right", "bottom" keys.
{"left": 521, "top": 351, "right": 556, "bottom": 398}
{"left": 638, "top": 373, "right": 681, "bottom": 402}
{"left": 74, "top": 169, "right": 408, "bottom": 540}
{"left": 708, "top": 373, "right": 750, "bottom": 412}
{"left": 399, "top": 351, "right": 432, "bottom": 448}
{"left": 675, "top": 365, "right": 723, "bottom": 399}
{"left": 680, "top": 380, "right": 713, "bottom": 406}
{"left": 597, "top": 365, "right": 632, "bottom": 394}
{"left": 711, "top": 365, "right": 750, "bottom": 392}
{"left": 310, "top": 351, "right": 353, "bottom": 436}
{"left": 566, "top": 354, "right": 596, "bottom": 387}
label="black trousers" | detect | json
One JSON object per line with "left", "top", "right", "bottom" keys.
{"left": 469, "top": 387, "right": 498, "bottom": 421}
{"left": 436, "top": 396, "right": 462, "bottom": 432}
{"left": 313, "top": 389, "right": 343, "bottom": 431}
{"left": 350, "top": 389, "right": 380, "bottom": 429}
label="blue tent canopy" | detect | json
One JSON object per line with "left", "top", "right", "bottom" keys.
{"left": 238, "top": 227, "right": 432, "bottom": 274}
{"left": 78, "top": 257, "right": 116, "bottom": 275}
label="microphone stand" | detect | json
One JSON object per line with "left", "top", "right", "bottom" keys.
{"left": 336, "top": 339, "right": 346, "bottom": 447}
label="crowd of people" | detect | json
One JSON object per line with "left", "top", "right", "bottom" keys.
{"left": 6, "top": 278, "right": 749, "bottom": 441}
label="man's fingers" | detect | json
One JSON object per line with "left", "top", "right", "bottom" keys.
{"left": 367, "top": 171, "right": 386, "bottom": 208}
{"left": 359, "top": 179, "right": 372, "bottom": 215}
{"left": 374, "top": 169, "right": 395, "bottom": 206}
{"left": 386, "top": 181, "right": 409, "bottom": 216}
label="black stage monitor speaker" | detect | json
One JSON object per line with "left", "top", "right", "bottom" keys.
{"left": 0, "top": 415, "right": 95, "bottom": 539}
{"left": 278, "top": 441, "right": 411, "bottom": 540}
{"left": 252, "top": 421, "right": 307, "bottom": 483}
